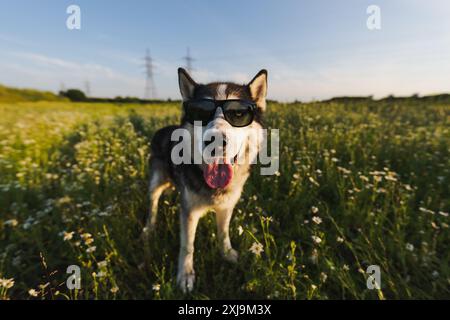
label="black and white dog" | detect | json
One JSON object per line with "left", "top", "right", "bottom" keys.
{"left": 143, "top": 68, "right": 267, "bottom": 292}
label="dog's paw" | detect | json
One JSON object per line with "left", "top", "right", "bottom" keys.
{"left": 223, "top": 248, "right": 239, "bottom": 263}
{"left": 177, "top": 269, "right": 195, "bottom": 293}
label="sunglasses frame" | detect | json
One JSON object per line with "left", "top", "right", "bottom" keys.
{"left": 183, "top": 99, "right": 257, "bottom": 127}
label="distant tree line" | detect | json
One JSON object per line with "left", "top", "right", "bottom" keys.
{"left": 323, "top": 94, "right": 450, "bottom": 104}
{"left": 59, "top": 88, "right": 450, "bottom": 105}
{"left": 59, "top": 89, "right": 178, "bottom": 104}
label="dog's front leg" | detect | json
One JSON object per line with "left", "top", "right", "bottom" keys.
{"left": 216, "top": 207, "right": 238, "bottom": 263}
{"left": 177, "top": 206, "right": 203, "bottom": 293}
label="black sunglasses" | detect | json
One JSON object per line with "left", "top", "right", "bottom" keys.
{"left": 183, "top": 99, "right": 256, "bottom": 127}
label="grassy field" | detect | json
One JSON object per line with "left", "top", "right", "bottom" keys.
{"left": 0, "top": 85, "right": 66, "bottom": 103}
{"left": 0, "top": 100, "right": 449, "bottom": 300}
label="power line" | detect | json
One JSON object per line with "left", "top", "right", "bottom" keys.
{"left": 84, "top": 80, "right": 91, "bottom": 97}
{"left": 182, "top": 47, "right": 195, "bottom": 74}
{"left": 144, "top": 48, "right": 157, "bottom": 99}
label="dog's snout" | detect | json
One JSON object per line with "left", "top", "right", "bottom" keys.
{"left": 220, "top": 133, "right": 227, "bottom": 148}
{"left": 204, "top": 132, "right": 227, "bottom": 148}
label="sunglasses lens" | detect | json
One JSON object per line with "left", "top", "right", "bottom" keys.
{"left": 224, "top": 101, "right": 255, "bottom": 127}
{"left": 185, "top": 100, "right": 216, "bottom": 125}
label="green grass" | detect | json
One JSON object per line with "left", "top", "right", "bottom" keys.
{"left": 0, "top": 100, "right": 449, "bottom": 300}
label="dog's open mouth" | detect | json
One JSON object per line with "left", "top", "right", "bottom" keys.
{"left": 202, "top": 156, "right": 237, "bottom": 189}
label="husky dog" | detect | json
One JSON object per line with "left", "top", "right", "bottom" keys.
{"left": 143, "top": 68, "right": 267, "bottom": 292}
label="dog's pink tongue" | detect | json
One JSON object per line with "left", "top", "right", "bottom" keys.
{"left": 203, "top": 163, "right": 233, "bottom": 189}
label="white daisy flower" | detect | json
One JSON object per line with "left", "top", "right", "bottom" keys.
{"left": 249, "top": 242, "right": 264, "bottom": 256}
{"left": 312, "top": 216, "right": 322, "bottom": 225}
{"left": 311, "top": 235, "right": 322, "bottom": 244}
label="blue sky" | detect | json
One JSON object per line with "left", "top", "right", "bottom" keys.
{"left": 0, "top": 0, "right": 449, "bottom": 101}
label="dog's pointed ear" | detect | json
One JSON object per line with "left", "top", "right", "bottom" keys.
{"left": 178, "top": 67, "right": 197, "bottom": 100}
{"left": 248, "top": 69, "right": 268, "bottom": 110}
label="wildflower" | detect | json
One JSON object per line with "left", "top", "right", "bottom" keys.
{"left": 337, "top": 166, "right": 351, "bottom": 175}
{"left": 419, "top": 207, "right": 434, "bottom": 215}
{"left": 96, "top": 271, "right": 106, "bottom": 278}
{"left": 62, "top": 231, "right": 74, "bottom": 241}
{"left": 343, "top": 264, "right": 350, "bottom": 271}
{"left": 84, "top": 238, "right": 94, "bottom": 245}
{"left": 385, "top": 175, "right": 397, "bottom": 182}
{"left": 86, "top": 246, "right": 96, "bottom": 253}
{"left": 320, "top": 272, "right": 328, "bottom": 283}
{"left": 4, "top": 219, "right": 18, "bottom": 227}
{"left": 311, "top": 284, "right": 317, "bottom": 290}
{"left": 238, "top": 225, "right": 244, "bottom": 236}
{"left": 405, "top": 243, "right": 414, "bottom": 252}
{"left": 311, "top": 235, "right": 322, "bottom": 244}
{"left": 28, "top": 289, "right": 39, "bottom": 297}
{"left": 286, "top": 251, "right": 294, "bottom": 261}
{"left": 110, "top": 286, "right": 119, "bottom": 294}
{"left": 0, "top": 278, "right": 15, "bottom": 289}
{"left": 359, "top": 175, "right": 369, "bottom": 182}
{"left": 336, "top": 236, "right": 344, "bottom": 243}
{"left": 80, "top": 233, "right": 92, "bottom": 239}
{"left": 57, "top": 196, "right": 72, "bottom": 205}
{"left": 308, "top": 177, "right": 319, "bottom": 187}
{"left": 312, "top": 216, "right": 322, "bottom": 225}
{"left": 97, "top": 261, "right": 108, "bottom": 268}
{"left": 310, "top": 248, "right": 319, "bottom": 264}
{"left": 152, "top": 283, "right": 161, "bottom": 292}
{"left": 311, "top": 206, "right": 319, "bottom": 214}
{"left": 438, "top": 211, "right": 449, "bottom": 217}
{"left": 249, "top": 242, "right": 264, "bottom": 256}
{"left": 373, "top": 176, "right": 382, "bottom": 183}
{"left": 431, "top": 221, "right": 439, "bottom": 230}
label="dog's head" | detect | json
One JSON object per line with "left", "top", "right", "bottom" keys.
{"left": 178, "top": 68, "right": 267, "bottom": 189}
